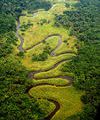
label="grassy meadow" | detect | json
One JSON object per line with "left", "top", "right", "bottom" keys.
{"left": 29, "top": 86, "right": 83, "bottom": 120}
{"left": 16, "top": 1, "right": 83, "bottom": 120}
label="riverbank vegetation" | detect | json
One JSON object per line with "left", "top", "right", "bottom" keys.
{"left": 0, "top": 0, "right": 99, "bottom": 120}
{"left": 0, "top": 0, "right": 55, "bottom": 120}
{"left": 56, "top": 0, "right": 100, "bottom": 119}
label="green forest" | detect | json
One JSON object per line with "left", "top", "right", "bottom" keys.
{"left": 0, "top": 0, "right": 100, "bottom": 120}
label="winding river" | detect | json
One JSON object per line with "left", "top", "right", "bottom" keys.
{"left": 16, "top": 17, "right": 74, "bottom": 120}
{"left": 16, "top": 19, "right": 24, "bottom": 52}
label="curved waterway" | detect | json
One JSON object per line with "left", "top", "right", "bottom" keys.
{"left": 16, "top": 16, "right": 74, "bottom": 120}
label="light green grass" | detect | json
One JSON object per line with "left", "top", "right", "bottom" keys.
{"left": 46, "top": 36, "right": 59, "bottom": 50}
{"left": 33, "top": 98, "right": 55, "bottom": 119}
{"left": 32, "top": 78, "right": 69, "bottom": 86}
{"left": 18, "top": 4, "right": 70, "bottom": 50}
{"left": 16, "top": 2, "right": 83, "bottom": 119}
{"left": 49, "top": 3, "right": 67, "bottom": 14}
{"left": 22, "top": 53, "right": 74, "bottom": 70}
{"left": 29, "top": 86, "right": 83, "bottom": 120}
{"left": 20, "top": 23, "right": 69, "bottom": 50}
{"left": 34, "top": 61, "right": 73, "bottom": 79}
{"left": 24, "top": 36, "right": 60, "bottom": 55}
{"left": 18, "top": 7, "right": 77, "bottom": 57}
{"left": 55, "top": 36, "right": 77, "bottom": 54}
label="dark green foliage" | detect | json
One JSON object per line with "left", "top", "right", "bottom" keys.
{"left": 38, "top": 19, "right": 48, "bottom": 25}
{"left": 0, "top": 0, "right": 51, "bottom": 17}
{"left": 20, "top": 22, "right": 33, "bottom": 31}
{"left": 0, "top": 32, "right": 17, "bottom": 58}
{"left": 0, "top": 0, "right": 100, "bottom": 119}
{"left": 0, "top": 56, "right": 28, "bottom": 83}
{"left": 65, "top": 3, "right": 70, "bottom": 8}
{"left": 0, "top": 0, "right": 52, "bottom": 58}
{"left": 63, "top": 40, "right": 67, "bottom": 43}
{"left": 0, "top": 0, "right": 51, "bottom": 57}
{"left": 79, "top": 104, "right": 97, "bottom": 120}
{"left": 61, "top": 44, "right": 100, "bottom": 120}
{"left": 0, "top": 14, "right": 16, "bottom": 34}
{"left": 59, "top": 0, "right": 100, "bottom": 119}
{"left": 32, "top": 52, "right": 48, "bottom": 61}
{"left": 0, "top": 57, "right": 48, "bottom": 120}
{"left": 0, "top": 0, "right": 52, "bottom": 119}
{"left": 17, "top": 51, "right": 25, "bottom": 58}
{"left": 0, "top": 0, "right": 26, "bottom": 16}
{"left": 43, "top": 45, "right": 52, "bottom": 54}
{"left": 0, "top": 42, "right": 12, "bottom": 57}
{"left": 55, "top": 14, "right": 70, "bottom": 28}
{"left": 55, "top": 0, "right": 100, "bottom": 42}
{"left": 32, "top": 45, "right": 52, "bottom": 61}
{"left": 27, "top": 0, "right": 52, "bottom": 12}
{"left": 66, "top": 44, "right": 100, "bottom": 89}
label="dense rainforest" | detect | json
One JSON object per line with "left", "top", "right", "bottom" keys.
{"left": 0, "top": 0, "right": 100, "bottom": 120}
{"left": 55, "top": 0, "right": 100, "bottom": 119}
{"left": 0, "top": 0, "right": 52, "bottom": 120}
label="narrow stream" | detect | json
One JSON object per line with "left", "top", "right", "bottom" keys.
{"left": 16, "top": 16, "right": 74, "bottom": 120}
